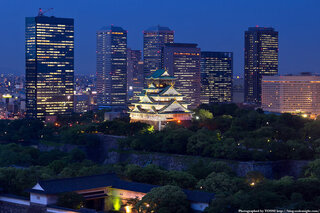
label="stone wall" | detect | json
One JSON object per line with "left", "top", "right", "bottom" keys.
{"left": 104, "top": 151, "right": 310, "bottom": 179}
{"left": 0, "top": 201, "right": 48, "bottom": 213}
{"left": 0, "top": 201, "right": 29, "bottom": 213}
{"left": 35, "top": 134, "right": 311, "bottom": 179}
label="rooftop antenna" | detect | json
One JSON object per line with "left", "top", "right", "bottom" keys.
{"left": 38, "top": 8, "right": 54, "bottom": 16}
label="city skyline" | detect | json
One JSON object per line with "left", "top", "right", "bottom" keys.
{"left": 0, "top": 0, "right": 319, "bottom": 77}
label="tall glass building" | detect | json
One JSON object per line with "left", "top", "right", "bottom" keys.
{"left": 163, "top": 43, "right": 201, "bottom": 109}
{"left": 96, "top": 25, "right": 127, "bottom": 111}
{"left": 143, "top": 25, "right": 174, "bottom": 79}
{"left": 127, "top": 48, "right": 143, "bottom": 103}
{"left": 201, "top": 52, "right": 233, "bottom": 104}
{"left": 244, "top": 27, "right": 278, "bottom": 105}
{"left": 25, "top": 15, "right": 74, "bottom": 119}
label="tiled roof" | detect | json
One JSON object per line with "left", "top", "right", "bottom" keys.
{"left": 145, "top": 69, "right": 176, "bottom": 80}
{"left": 29, "top": 173, "right": 214, "bottom": 203}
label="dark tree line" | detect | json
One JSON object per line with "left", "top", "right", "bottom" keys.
{"left": 121, "top": 104, "right": 320, "bottom": 161}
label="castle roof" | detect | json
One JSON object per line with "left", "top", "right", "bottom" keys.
{"left": 146, "top": 69, "right": 176, "bottom": 80}
{"left": 139, "top": 94, "right": 153, "bottom": 103}
{"left": 159, "top": 85, "right": 182, "bottom": 96}
{"left": 158, "top": 99, "right": 191, "bottom": 113}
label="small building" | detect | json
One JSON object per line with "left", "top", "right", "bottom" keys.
{"left": 129, "top": 69, "right": 193, "bottom": 130}
{"left": 24, "top": 173, "right": 214, "bottom": 212}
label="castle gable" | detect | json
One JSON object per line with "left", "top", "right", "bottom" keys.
{"left": 159, "top": 100, "right": 190, "bottom": 113}
{"left": 139, "top": 95, "right": 153, "bottom": 103}
{"left": 160, "top": 86, "right": 182, "bottom": 96}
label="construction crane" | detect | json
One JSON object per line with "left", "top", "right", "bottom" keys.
{"left": 38, "top": 8, "right": 54, "bottom": 16}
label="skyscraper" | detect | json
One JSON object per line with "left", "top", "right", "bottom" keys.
{"left": 96, "top": 25, "right": 127, "bottom": 111}
{"left": 163, "top": 43, "right": 201, "bottom": 109}
{"left": 25, "top": 15, "right": 74, "bottom": 119}
{"left": 232, "top": 76, "right": 244, "bottom": 103}
{"left": 127, "top": 48, "right": 144, "bottom": 102}
{"left": 200, "top": 52, "right": 233, "bottom": 104}
{"left": 143, "top": 25, "right": 174, "bottom": 79}
{"left": 244, "top": 27, "right": 278, "bottom": 104}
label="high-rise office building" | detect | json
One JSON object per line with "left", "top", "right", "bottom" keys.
{"left": 244, "top": 27, "right": 278, "bottom": 104}
{"left": 200, "top": 52, "right": 233, "bottom": 104}
{"left": 127, "top": 48, "right": 144, "bottom": 102}
{"left": 163, "top": 43, "right": 201, "bottom": 109}
{"left": 25, "top": 15, "right": 74, "bottom": 119}
{"left": 143, "top": 25, "right": 174, "bottom": 79}
{"left": 232, "top": 76, "right": 244, "bottom": 103}
{"left": 96, "top": 25, "right": 127, "bottom": 111}
{"left": 261, "top": 74, "right": 320, "bottom": 118}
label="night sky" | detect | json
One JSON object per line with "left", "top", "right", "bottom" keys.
{"left": 0, "top": 0, "right": 319, "bottom": 76}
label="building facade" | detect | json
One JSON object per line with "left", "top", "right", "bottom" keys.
{"left": 232, "top": 76, "right": 244, "bottom": 103}
{"left": 96, "top": 25, "right": 127, "bottom": 111}
{"left": 261, "top": 75, "right": 320, "bottom": 118}
{"left": 200, "top": 52, "right": 233, "bottom": 104}
{"left": 25, "top": 15, "right": 74, "bottom": 119}
{"left": 163, "top": 43, "right": 201, "bottom": 109}
{"left": 244, "top": 27, "right": 278, "bottom": 105}
{"left": 127, "top": 48, "right": 144, "bottom": 103}
{"left": 143, "top": 25, "right": 174, "bottom": 79}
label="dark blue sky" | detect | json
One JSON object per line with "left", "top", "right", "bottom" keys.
{"left": 0, "top": 0, "right": 319, "bottom": 76}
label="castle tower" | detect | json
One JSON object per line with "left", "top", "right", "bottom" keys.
{"left": 129, "top": 69, "right": 193, "bottom": 130}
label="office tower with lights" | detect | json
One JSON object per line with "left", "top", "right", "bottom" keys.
{"left": 233, "top": 76, "right": 244, "bottom": 103}
{"left": 244, "top": 27, "right": 278, "bottom": 104}
{"left": 143, "top": 25, "right": 174, "bottom": 79}
{"left": 261, "top": 74, "right": 320, "bottom": 118}
{"left": 96, "top": 25, "right": 127, "bottom": 111}
{"left": 25, "top": 15, "right": 74, "bottom": 119}
{"left": 163, "top": 43, "right": 201, "bottom": 109}
{"left": 200, "top": 52, "right": 233, "bottom": 104}
{"left": 127, "top": 48, "right": 144, "bottom": 102}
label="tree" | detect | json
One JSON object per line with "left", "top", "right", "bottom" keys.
{"left": 197, "top": 172, "right": 240, "bottom": 196}
{"left": 161, "top": 128, "right": 193, "bottom": 154}
{"left": 167, "top": 171, "right": 197, "bottom": 189}
{"left": 197, "top": 109, "right": 213, "bottom": 120}
{"left": 57, "top": 192, "right": 85, "bottom": 209}
{"left": 135, "top": 185, "right": 189, "bottom": 213}
{"left": 245, "top": 171, "right": 265, "bottom": 187}
{"left": 304, "top": 159, "right": 320, "bottom": 179}
{"left": 187, "top": 129, "right": 217, "bottom": 156}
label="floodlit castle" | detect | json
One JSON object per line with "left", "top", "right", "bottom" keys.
{"left": 129, "top": 69, "right": 193, "bottom": 130}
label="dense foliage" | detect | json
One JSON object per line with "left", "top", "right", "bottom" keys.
{"left": 57, "top": 192, "right": 85, "bottom": 209}
{"left": 1, "top": 141, "right": 320, "bottom": 212}
{"left": 121, "top": 104, "right": 320, "bottom": 161}
{"left": 135, "top": 185, "right": 189, "bottom": 213}
{"left": 2, "top": 106, "right": 320, "bottom": 212}
{"left": 0, "top": 113, "right": 150, "bottom": 151}
{"left": 0, "top": 143, "right": 115, "bottom": 196}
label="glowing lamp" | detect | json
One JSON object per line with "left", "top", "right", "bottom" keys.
{"left": 125, "top": 206, "right": 132, "bottom": 213}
